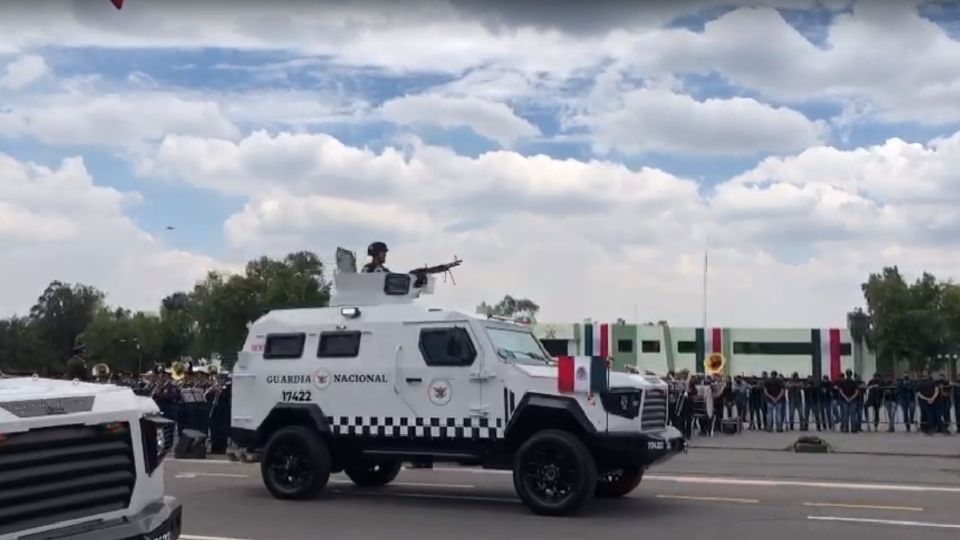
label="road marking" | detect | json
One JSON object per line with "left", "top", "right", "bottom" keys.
{"left": 329, "top": 479, "right": 476, "bottom": 489}
{"left": 429, "top": 467, "right": 511, "bottom": 475}
{"left": 656, "top": 494, "right": 759, "bottom": 504}
{"left": 331, "top": 488, "right": 516, "bottom": 504}
{"left": 174, "top": 473, "right": 250, "bottom": 479}
{"left": 182, "top": 535, "right": 255, "bottom": 540}
{"left": 429, "top": 467, "right": 960, "bottom": 494}
{"left": 804, "top": 502, "right": 924, "bottom": 512}
{"left": 392, "top": 492, "right": 516, "bottom": 503}
{"left": 643, "top": 475, "right": 960, "bottom": 494}
{"left": 807, "top": 516, "right": 960, "bottom": 529}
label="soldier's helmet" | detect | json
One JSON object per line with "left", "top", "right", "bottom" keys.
{"left": 367, "top": 241, "right": 388, "bottom": 256}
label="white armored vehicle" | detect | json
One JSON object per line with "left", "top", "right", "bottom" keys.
{"left": 231, "top": 248, "right": 685, "bottom": 516}
{"left": 0, "top": 375, "right": 180, "bottom": 540}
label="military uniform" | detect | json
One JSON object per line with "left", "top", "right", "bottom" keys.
{"left": 65, "top": 353, "right": 88, "bottom": 381}
{"left": 362, "top": 241, "right": 390, "bottom": 273}
{"left": 361, "top": 262, "right": 390, "bottom": 273}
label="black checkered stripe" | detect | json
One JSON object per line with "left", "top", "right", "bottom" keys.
{"left": 326, "top": 416, "right": 505, "bottom": 440}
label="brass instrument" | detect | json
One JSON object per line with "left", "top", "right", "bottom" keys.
{"left": 170, "top": 361, "right": 188, "bottom": 381}
{"left": 91, "top": 363, "right": 111, "bottom": 379}
{"left": 706, "top": 352, "right": 726, "bottom": 376}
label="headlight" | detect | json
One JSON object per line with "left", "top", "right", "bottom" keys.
{"left": 140, "top": 414, "right": 175, "bottom": 475}
{"left": 600, "top": 389, "right": 642, "bottom": 419}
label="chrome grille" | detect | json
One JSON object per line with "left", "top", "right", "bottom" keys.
{"left": 0, "top": 423, "right": 136, "bottom": 536}
{"left": 641, "top": 389, "right": 668, "bottom": 430}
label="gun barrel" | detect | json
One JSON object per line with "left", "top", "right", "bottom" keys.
{"left": 412, "top": 258, "right": 462, "bottom": 275}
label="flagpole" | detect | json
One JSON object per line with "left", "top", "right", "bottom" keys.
{"left": 702, "top": 238, "right": 709, "bottom": 332}
{"left": 634, "top": 304, "right": 641, "bottom": 372}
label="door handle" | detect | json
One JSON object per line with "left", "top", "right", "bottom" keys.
{"left": 406, "top": 377, "right": 423, "bottom": 384}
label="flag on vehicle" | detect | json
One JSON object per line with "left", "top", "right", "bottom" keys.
{"left": 557, "top": 356, "right": 609, "bottom": 394}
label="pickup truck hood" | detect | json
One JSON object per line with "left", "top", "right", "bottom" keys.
{"left": 0, "top": 376, "right": 128, "bottom": 402}
{"left": 0, "top": 377, "right": 157, "bottom": 428}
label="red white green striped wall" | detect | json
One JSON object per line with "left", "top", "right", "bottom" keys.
{"left": 580, "top": 322, "right": 611, "bottom": 358}
{"left": 694, "top": 327, "right": 725, "bottom": 374}
{"left": 811, "top": 328, "right": 843, "bottom": 380}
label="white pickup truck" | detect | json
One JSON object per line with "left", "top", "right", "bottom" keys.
{"left": 0, "top": 375, "right": 181, "bottom": 540}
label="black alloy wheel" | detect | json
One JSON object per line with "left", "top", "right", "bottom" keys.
{"left": 513, "top": 429, "right": 597, "bottom": 516}
{"left": 261, "top": 425, "right": 331, "bottom": 499}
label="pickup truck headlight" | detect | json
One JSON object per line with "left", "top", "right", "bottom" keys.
{"left": 600, "top": 388, "right": 642, "bottom": 419}
{"left": 141, "top": 414, "right": 175, "bottom": 475}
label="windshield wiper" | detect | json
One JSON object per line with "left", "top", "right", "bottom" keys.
{"left": 503, "top": 349, "right": 551, "bottom": 364}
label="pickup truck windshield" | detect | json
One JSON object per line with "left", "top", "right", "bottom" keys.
{"left": 486, "top": 327, "right": 552, "bottom": 365}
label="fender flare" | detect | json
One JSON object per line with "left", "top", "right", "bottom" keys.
{"left": 257, "top": 403, "right": 332, "bottom": 440}
{"left": 504, "top": 392, "right": 598, "bottom": 443}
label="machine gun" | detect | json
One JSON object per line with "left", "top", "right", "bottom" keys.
{"left": 409, "top": 256, "right": 462, "bottom": 287}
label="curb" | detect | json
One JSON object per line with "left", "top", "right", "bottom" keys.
{"left": 688, "top": 443, "right": 960, "bottom": 459}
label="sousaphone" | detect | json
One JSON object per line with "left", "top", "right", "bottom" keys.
{"left": 706, "top": 352, "right": 726, "bottom": 375}
{"left": 170, "top": 361, "right": 188, "bottom": 381}
{"left": 91, "top": 363, "right": 111, "bottom": 379}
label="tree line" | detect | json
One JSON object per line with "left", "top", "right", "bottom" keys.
{"left": 859, "top": 266, "right": 960, "bottom": 374}
{"left": 0, "top": 251, "right": 331, "bottom": 376}
{"left": 0, "top": 255, "right": 955, "bottom": 376}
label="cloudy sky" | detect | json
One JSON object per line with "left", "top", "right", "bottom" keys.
{"left": 1, "top": 0, "right": 959, "bottom": 327}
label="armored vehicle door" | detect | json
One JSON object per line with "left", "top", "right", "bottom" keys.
{"left": 396, "top": 322, "right": 485, "bottom": 426}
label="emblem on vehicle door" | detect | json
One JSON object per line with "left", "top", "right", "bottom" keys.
{"left": 428, "top": 379, "right": 452, "bottom": 406}
{"left": 314, "top": 368, "right": 332, "bottom": 390}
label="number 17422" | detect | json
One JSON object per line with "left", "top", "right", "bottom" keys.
{"left": 282, "top": 390, "right": 312, "bottom": 402}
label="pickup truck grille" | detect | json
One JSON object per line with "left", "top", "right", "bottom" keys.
{"left": 0, "top": 423, "right": 136, "bottom": 536}
{"left": 641, "top": 389, "right": 668, "bottom": 430}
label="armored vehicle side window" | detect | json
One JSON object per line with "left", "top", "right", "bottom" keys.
{"left": 419, "top": 327, "right": 476, "bottom": 367}
{"left": 317, "top": 331, "right": 361, "bottom": 358}
{"left": 263, "top": 333, "right": 305, "bottom": 359}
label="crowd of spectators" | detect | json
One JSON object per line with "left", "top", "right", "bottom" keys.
{"left": 664, "top": 369, "right": 960, "bottom": 438}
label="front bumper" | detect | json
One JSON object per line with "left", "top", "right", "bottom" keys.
{"left": 592, "top": 426, "right": 686, "bottom": 470}
{"left": 19, "top": 497, "right": 182, "bottom": 540}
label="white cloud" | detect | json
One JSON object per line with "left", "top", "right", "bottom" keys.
{"left": 576, "top": 86, "right": 827, "bottom": 156}
{"left": 380, "top": 94, "right": 540, "bottom": 147}
{"left": 0, "top": 54, "right": 48, "bottom": 89}
{"left": 631, "top": 4, "right": 960, "bottom": 124}
{"left": 0, "top": 2, "right": 954, "bottom": 129}
{"left": 0, "top": 153, "right": 223, "bottom": 316}
{"left": 154, "top": 130, "right": 702, "bottom": 219}
{"left": 143, "top": 127, "right": 960, "bottom": 326}
{"left": 0, "top": 92, "right": 240, "bottom": 146}
{"left": 711, "top": 133, "right": 960, "bottom": 249}
{"left": 3, "top": 0, "right": 960, "bottom": 327}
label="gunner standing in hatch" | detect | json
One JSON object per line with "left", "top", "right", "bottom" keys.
{"left": 362, "top": 241, "right": 391, "bottom": 273}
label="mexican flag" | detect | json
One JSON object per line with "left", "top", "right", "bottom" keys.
{"left": 581, "top": 323, "right": 611, "bottom": 358}
{"left": 557, "top": 356, "right": 609, "bottom": 394}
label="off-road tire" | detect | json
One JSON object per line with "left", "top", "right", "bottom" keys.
{"left": 512, "top": 429, "right": 597, "bottom": 516}
{"left": 595, "top": 467, "right": 643, "bottom": 498}
{"left": 261, "top": 426, "right": 331, "bottom": 500}
{"left": 344, "top": 459, "right": 402, "bottom": 487}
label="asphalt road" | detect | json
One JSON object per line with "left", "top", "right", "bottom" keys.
{"left": 167, "top": 451, "right": 960, "bottom": 540}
